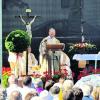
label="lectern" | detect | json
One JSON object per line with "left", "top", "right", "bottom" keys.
{"left": 46, "top": 43, "right": 65, "bottom": 75}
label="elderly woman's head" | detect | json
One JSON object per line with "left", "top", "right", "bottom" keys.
{"left": 62, "top": 79, "right": 74, "bottom": 92}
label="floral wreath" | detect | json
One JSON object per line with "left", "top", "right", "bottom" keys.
{"left": 68, "top": 42, "right": 97, "bottom": 52}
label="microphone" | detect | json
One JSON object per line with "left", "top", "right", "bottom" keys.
{"left": 41, "top": 38, "right": 47, "bottom": 45}
{"left": 43, "top": 37, "right": 49, "bottom": 42}
{"left": 43, "top": 39, "right": 47, "bottom": 42}
{"left": 41, "top": 37, "right": 49, "bottom": 45}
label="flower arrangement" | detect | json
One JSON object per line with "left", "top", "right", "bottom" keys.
{"left": 68, "top": 42, "right": 96, "bottom": 52}
{"left": 2, "top": 67, "right": 11, "bottom": 88}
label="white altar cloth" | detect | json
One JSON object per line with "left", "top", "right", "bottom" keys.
{"left": 73, "top": 54, "right": 100, "bottom": 60}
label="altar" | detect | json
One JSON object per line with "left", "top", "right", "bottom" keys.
{"left": 73, "top": 54, "right": 100, "bottom": 60}
{"left": 73, "top": 54, "right": 100, "bottom": 70}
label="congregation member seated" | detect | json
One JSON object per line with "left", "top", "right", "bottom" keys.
{"left": 25, "top": 91, "right": 38, "bottom": 100}
{"left": 50, "top": 86, "right": 60, "bottom": 100}
{"left": 6, "top": 74, "right": 22, "bottom": 98}
{"left": 62, "top": 79, "right": 74, "bottom": 92}
{"left": 39, "top": 90, "right": 53, "bottom": 100}
{"left": 8, "top": 90, "right": 22, "bottom": 100}
{"left": 72, "top": 87, "right": 83, "bottom": 100}
{"left": 33, "top": 78, "right": 44, "bottom": 93}
{"left": 0, "top": 79, "right": 7, "bottom": 100}
{"left": 45, "top": 80, "right": 55, "bottom": 91}
{"left": 63, "top": 89, "right": 74, "bottom": 100}
{"left": 21, "top": 76, "right": 37, "bottom": 100}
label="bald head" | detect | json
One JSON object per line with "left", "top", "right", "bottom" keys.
{"left": 8, "top": 90, "right": 22, "bottom": 100}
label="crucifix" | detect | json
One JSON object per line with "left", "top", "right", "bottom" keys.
{"left": 20, "top": 9, "right": 37, "bottom": 39}
{"left": 16, "top": 8, "right": 39, "bottom": 76}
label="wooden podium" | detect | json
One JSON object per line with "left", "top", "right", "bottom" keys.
{"left": 46, "top": 43, "right": 64, "bottom": 51}
{"left": 46, "top": 43, "right": 65, "bottom": 75}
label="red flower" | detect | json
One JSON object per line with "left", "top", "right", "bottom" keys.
{"left": 55, "top": 71, "right": 60, "bottom": 75}
{"left": 2, "top": 67, "right": 11, "bottom": 76}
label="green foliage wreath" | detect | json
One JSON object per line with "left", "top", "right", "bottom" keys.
{"left": 5, "top": 30, "right": 31, "bottom": 53}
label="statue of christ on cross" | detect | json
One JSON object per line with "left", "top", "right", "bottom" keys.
{"left": 20, "top": 13, "right": 36, "bottom": 39}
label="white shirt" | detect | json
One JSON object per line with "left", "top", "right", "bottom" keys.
{"left": 21, "top": 86, "right": 36, "bottom": 100}
{"left": 6, "top": 84, "right": 22, "bottom": 97}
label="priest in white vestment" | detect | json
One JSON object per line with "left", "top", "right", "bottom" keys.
{"left": 39, "top": 28, "right": 72, "bottom": 77}
{"left": 8, "top": 47, "right": 38, "bottom": 77}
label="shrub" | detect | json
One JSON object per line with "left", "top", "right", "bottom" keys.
{"left": 5, "top": 30, "right": 31, "bottom": 53}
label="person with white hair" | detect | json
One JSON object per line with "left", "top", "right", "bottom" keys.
{"left": 62, "top": 79, "right": 74, "bottom": 92}
{"left": 6, "top": 75, "right": 22, "bottom": 98}
{"left": 8, "top": 90, "right": 22, "bottom": 100}
{"left": 39, "top": 90, "right": 53, "bottom": 100}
